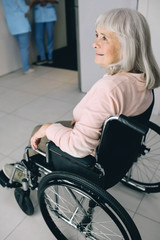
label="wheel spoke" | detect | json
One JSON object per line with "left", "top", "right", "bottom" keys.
{"left": 123, "top": 121, "right": 160, "bottom": 192}
{"left": 38, "top": 173, "right": 141, "bottom": 239}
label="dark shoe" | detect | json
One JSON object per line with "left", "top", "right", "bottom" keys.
{"left": 48, "top": 59, "right": 54, "bottom": 64}
{"left": 36, "top": 60, "right": 47, "bottom": 65}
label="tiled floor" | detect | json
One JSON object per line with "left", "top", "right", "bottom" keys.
{"left": 0, "top": 66, "right": 160, "bottom": 240}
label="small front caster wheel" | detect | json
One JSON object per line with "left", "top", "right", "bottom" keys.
{"left": 14, "top": 188, "right": 34, "bottom": 216}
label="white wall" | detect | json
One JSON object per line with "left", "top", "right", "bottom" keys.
{"left": 138, "top": 0, "right": 160, "bottom": 114}
{"left": 78, "top": 0, "right": 138, "bottom": 93}
{"left": 54, "top": 0, "right": 67, "bottom": 50}
{"left": 0, "top": 1, "right": 22, "bottom": 76}
{"left": 138, "top": 0, "right": 160, "bottom": 67}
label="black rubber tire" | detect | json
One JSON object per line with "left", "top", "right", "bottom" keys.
{"left": 38, "top": 172, "right": 141, "bottom": 240}
{"left": 122, "top": 121, "right": 160, "bottom": 193}
{"left": 14, "top": 188, "right": 34, "bottom": 216}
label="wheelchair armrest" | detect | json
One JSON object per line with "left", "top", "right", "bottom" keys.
{"left": 46, "top": 142, "right": 103, "bottom": 185}
{"left": 118, "top": 114, "right": 149, "bottom": 136}
{"left": 47, "top": 141, "right": 96, "bottom": 169}
{"left": 25, "top": 143, "right": 96, "bottom": 169}
{"left": 24, "top": 145, "right": 46, "bottom": 160}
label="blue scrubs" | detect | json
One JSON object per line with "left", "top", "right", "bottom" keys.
{"left": 2, "top": 0, "right": 31, "bottom": 72}
{"left": 33, "top": 3, "right": 57, "bottom": 61}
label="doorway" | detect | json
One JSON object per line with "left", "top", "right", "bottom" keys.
{"left": 53, "top": 0, "right": 77, "bottom": 70}
{"left": 34, "top": 0, "right": 78, "bottom": 71}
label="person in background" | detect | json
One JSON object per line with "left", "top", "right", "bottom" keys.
{"left": 2, "top": 0, "right": 34, "bottom": 74}
{"left": 29, "top": 0, "right": 58, "bottom": 65}
{"left": 3, "top": 8, "right": 160, "bottom": 182}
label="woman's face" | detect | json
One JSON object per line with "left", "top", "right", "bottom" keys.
{"left": 93, "top": 27, "right": 121, "bottom": 67}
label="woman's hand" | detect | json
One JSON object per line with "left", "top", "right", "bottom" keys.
{"left": 30, "top": 123, "right": 52, "bottom": 150}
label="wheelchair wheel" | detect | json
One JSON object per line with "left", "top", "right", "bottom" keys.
{"left": 122, "top": 121, "right": 160, "bottom": 193}
{"left": 38, "top": 172, "right": 141, "bottom": 240}
{"left": 14, "top": 188, "right": 34, "bottom": 216}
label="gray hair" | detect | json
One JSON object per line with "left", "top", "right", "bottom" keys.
{"left": 96, "top": 8, "right": 160, "bottom": 89}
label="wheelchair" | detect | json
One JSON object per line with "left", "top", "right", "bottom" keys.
{"left": 121, "top": 118, "right": 160, "bottom": 193}
{"left": 0, "top": 113, "right": 152, "bottom": 240}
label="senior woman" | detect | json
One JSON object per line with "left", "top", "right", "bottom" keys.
{"left": 3, "top": 8, "right": 160, "bottom": 182}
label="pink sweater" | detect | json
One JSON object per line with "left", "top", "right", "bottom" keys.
{"left": 46, "top": 72, "right": 153, "bottom": 157}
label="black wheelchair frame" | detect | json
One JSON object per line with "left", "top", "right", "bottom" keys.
{"left": 121, "top": 119, "right": 160, "bottom": 193}
{"left": 0, "top": 114, "right": 154, "bottom": 240}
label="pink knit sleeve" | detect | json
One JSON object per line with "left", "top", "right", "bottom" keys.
{"left": 46, "top": 122, "right": 100, "bottom": 157}
{"left": 46, "top": 80, "right": 117, "bottom": 157}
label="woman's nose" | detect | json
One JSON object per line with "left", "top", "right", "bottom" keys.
{"left": 92, "top": 39, "right": 99, "bottom": 48}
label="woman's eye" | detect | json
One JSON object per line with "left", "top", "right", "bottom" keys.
{"left": 103, "top": 36, "right": 107, "bottom": 40}
{"left": 96, "top": 33, "right": 98, "bottom": 38}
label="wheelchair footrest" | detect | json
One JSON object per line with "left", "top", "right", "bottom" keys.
{"left": 0, "top": 170, "right": 21, "bottom": 188}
